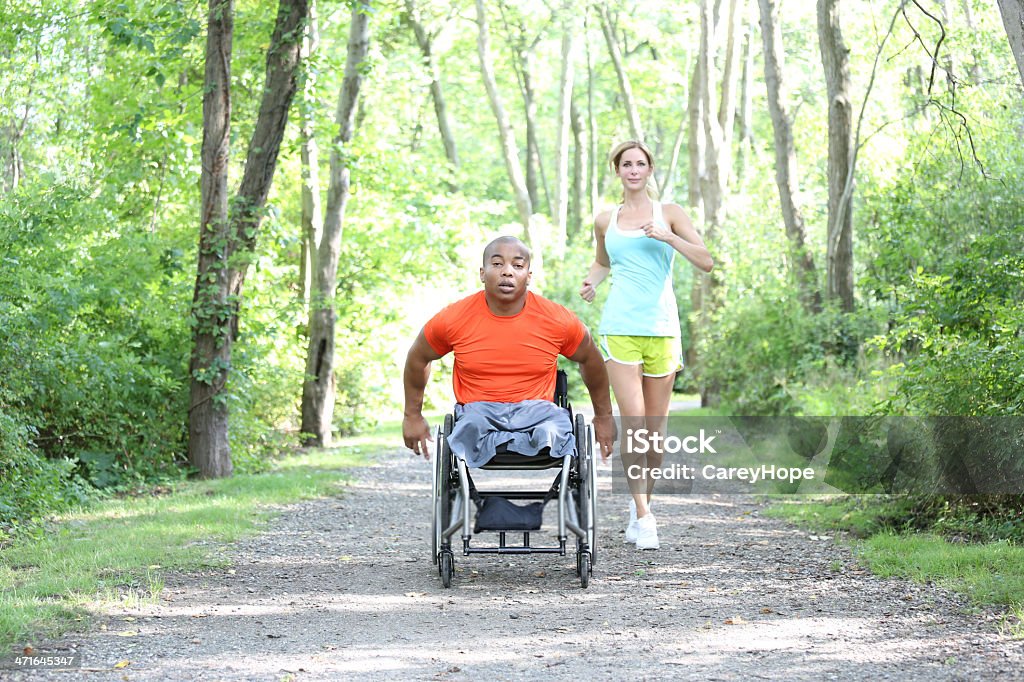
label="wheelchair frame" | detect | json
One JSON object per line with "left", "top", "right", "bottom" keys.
{"left": 430, "top": 372, "right": 598, "bottom": 588}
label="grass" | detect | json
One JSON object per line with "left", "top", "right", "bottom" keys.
{"left": 767, "top": 496, "right": 1024, "bottom": 637}
{"left": 0, "top": 434, "right": 379, "bottom": 651}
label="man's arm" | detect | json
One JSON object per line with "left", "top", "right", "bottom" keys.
{"left": 403, "top": 329, "right": 444, "bottom": 459}
{"left": 567, "top": 332, "right": 617, "bottom": 461}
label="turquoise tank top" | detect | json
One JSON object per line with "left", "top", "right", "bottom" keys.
{"left": 598, "top": 201, "right": 680, "bottom": 337}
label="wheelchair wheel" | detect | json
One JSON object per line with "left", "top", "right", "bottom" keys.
{"left": 587, "top": 423, "right": 597, "bottom": 566}
{"left": 440, "top": 550, "right": 454, "bottom": 588}
{"left": 577, "top": 551, "right": 591, "bottom": 588}
{"left": 433, "top": 415, "right": 455, "bottom": 568}
{"left": 575, "top": 414, "right": 597, "bottom": 568}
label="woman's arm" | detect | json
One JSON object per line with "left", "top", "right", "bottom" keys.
{"left": 644, "top": 203, "right": 714, "bottom": 273}
{"left": 580, "top": 211, "right": 612, "bottom": 302}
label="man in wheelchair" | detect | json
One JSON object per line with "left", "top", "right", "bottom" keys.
{"left": 402, "top": 236, "right": 616, "bottom": 464}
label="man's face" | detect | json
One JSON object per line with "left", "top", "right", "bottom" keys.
{"left": 479, "top": 243, "right": 531, "bottom": 304}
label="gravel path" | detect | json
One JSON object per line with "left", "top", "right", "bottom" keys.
{"left": 9, "top": 446, "right": 1024, "bottom": 681}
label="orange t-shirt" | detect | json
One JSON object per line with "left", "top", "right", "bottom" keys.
{"left": 423, "top": 291, "right": 588, "bottom": 404}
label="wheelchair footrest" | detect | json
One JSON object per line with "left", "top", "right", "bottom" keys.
{"left": 464, "top": 533, "right": 567, "bottom": 555}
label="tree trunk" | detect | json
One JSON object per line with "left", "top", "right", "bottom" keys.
{"left": 521, "top": 53, "right": 548, "bottom": 215}
{"left": 189, "top": 0, "right": 234, "bottom": 479}
{"left": 300, "top": 2, "right": 371, "bottom": 447}
{"left": 1, "top": 123, "right": 24, "bottom": 193}
{"left": 817, "top": 0, "right": 854, "bottom": 312}
{"left": 474, "top": 0, "right": 540, "bottom": 270}
{"left": 597, "top": 4, "right": 644, "bottom": 142}
{"left": 696, "top": 0, "right": 742, "bottom": 406}
{"left": 661, "top": 113, "right": 687, "bottom": 202}
{"left": 698, "top": 0, "right": 740, "bottom": 233}
{"left": 738, "top": 16, "right": 755, "bottom": 174}
{"left": 552, "top": 10, "right": 576, "bottom": 256}
{"left": 586, "top": 11, "right": 599, "bottom": 218}
{"left": 190, "top": 0, "right": 308, "bottom": 477}
{"left": 569, "top": 98, "right": 585, "bottom": 240}
{"left": 405, "top": 0, "right": 458, "bottom": 171}
{"left": 715, "top": 0, "right": 741, "bottom": 189}
{"left": 758, "top": 0, "right": 821, "bottom": 314}
{"left": 687, "top": 57, "right": 705, "bottom": 214}
{"left": 299, "top": 0, "right": 322, "bottom": 304}
{"left": 686, "top": 49, "right": 705, "bottom": 381}
{"left": 997, "top": 0, "right": 1024, "bottom": 87}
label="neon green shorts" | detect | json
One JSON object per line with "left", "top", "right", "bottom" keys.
{"left": 599, "top": 335, "right": 683, "bottom": 377}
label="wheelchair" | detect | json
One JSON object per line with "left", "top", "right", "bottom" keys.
{"left": 430, "top": 370, "right": 598, "bottom": 588}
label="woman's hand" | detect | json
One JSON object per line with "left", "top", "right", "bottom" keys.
{"left": 579, "top": 278, "right": 597, "bottom": 303}
{"left": 642, "top": 221, "right": 674, "bottom": 243}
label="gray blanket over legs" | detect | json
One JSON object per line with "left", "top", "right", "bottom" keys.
{"left": 448, "top": 400, "right": 574, "bottom": 468}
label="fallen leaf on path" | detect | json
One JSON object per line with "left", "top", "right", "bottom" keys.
{"left": 22, "top": 646, "right": 33, "bottom": 656}
{"left": 114, "top": 661, "right": 131, "bottom": 670}
{"left": 724, "top": 616, "right": 747, "bottom": 625}
{"left": 760, "top": 608, "right": 774, "bottom": 614}
{"left": 116, "top": 631, "right": 138, "bottom": 637}
{"left": 535, "top": 571, "right": 546, "bottom": 577}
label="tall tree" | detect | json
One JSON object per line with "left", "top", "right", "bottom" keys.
{"left": 299, "top": 0, "right": 323, "bottom": 304}
{"left": 404, "top": 0, "right": 459, "bottom": 172}
{"left": 738, "top": 16, "right": 755, "bottom": 168}
{"left": 699, "top": 0, "right": 742, "bottom": 228}
{"left": 817, "top": 0, "right": 854, "bottom": 312}
{"left": 997, "top": 0, "right": 1024, "bottom": 86}
{"left": 758, "top": 0, "right": 820, "bottom": 313}
{"left": 300, "top": 2, "right": 372, "bottom": 447}
{"left": 190, "top": 0, "right": 309, "bottom": 477}
{"left": 552, "top": 3, "right": 577, "bottom": 256}
{"left": 474, "top": 0, "right": 541, "bottom": 270}
{"left": 585, "top": 10, "right": 599, "bottom": 217}
{"left": 687, "top": 55, "right": 705, "bottom": 215}
{"left": 597, "top": 4, "right": 644, "bottom": 142}
{"left": 190, "top": 0, "right": 234, "bottom": 478}
{"left": 569, "top": 98, "right": 586, "bottom": 238}
{"left": 497, "top": 1, "right": 548, "bottom": 214}
{"left": 692, "top": 0, "right": 743, "bottom": 405}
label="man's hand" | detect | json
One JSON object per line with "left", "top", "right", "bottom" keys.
{"left": 403, "top": 413, "right": 434, "bottom": 460}
{"left": 403, "top": 330, "right": 444, "bottom": 460}
{"left": 592, "top": 413, "right": 617, "bottom": 462}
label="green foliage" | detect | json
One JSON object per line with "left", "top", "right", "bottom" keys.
{"left": 768, "top": 495, "right": 1024, "bottom": 610}
{"left": 0, "top": 402, "right": 92, "bottom": 541}
{"left": 864, "top": 113, "right": 1024, "bottom": 417}
{"left": 0, "top": 182, "right": 191, "bottom": 512}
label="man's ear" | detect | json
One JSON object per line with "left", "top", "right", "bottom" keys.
{"left": 479, "top": 267, "right": 485, "bottom": 283}
{"left": 526, "top": 270, "right": 533, "bottom": 285}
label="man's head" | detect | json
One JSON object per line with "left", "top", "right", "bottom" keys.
{"left": 479, "top": 236, "right": 532, "bottom": 313}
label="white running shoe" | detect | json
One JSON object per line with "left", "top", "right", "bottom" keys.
{"left": 624, "top": 499, "right": 639, "bottom": 543}
{"left": 635, "top": 513, "right": 659, "bottom": 550}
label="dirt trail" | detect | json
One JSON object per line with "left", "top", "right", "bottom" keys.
{"left": 9, "top": 447, "right": 1024, "bottom": 681}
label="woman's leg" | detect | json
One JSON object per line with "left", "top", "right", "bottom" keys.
{"left": 606, "top": 361, "right": 651, "bottom": 517}
{"left": 641, "top": 372, "right": 676, "bottom": 498}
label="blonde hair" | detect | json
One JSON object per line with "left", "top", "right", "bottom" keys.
{"left": 608, "top": 140, "right": 660, "bottom": 200}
